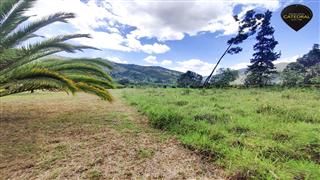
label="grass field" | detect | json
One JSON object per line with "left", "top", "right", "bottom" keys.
{"left": 123, "top": 88, "right": 320, "bottom": 179}
{"left": 0, "top": 91, "right": 223, "bottom": 179}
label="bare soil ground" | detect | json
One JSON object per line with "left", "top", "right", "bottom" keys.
{"left": 0, "top": 91, "right": 224, "bottom": 179}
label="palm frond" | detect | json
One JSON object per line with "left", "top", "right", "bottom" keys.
{"left": 65, "top": 58, "right": 112, "bottom": 69}
{"left": 20, "top": 34, "right": 97, "bottom": 57}
{"left": 0, "top": 0, "right": 18, "bottom": 16}
{"left": 35, "top": 59, "right": 112, "bottom": 81}
{"left": 1, "top": 16, "right": 82, "bottom": 48}
{"left": 0, "top": 48, "right": 23, "bottom": 70}
{"left": 0, "top": 0, "right": 113, "bottom": 101}
{"left": 0, "top": 77, "right": 73, "bottom": 96}
{"left": 0, "top": 34, "right": 98, "bottom": 74}
{"left": 3, "top": 67, "right": 77, "bottom": 93}
{"left": 40, "top": 58, "right": 112, "bottom": 69}
{"left": 67, "top": 74, "right": 114, "bottom": 89}
{"left": 76, "top": 82, "right": 113, "bottom": 101}
{"left": 26, "top": 49, "right": 61, "bottom": 62}
{"left": 53, "top": 63, "right": 112, "bottom": 81}
{"left": 0, "top": 0, "right": 36, "bottom": 41}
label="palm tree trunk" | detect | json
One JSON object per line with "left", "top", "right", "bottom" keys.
{"left": 203, "top": 43, "right": 233, "bottom": 87}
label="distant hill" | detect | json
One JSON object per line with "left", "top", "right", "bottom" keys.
{"left": 48, "top": 56, "right": 182, "bottom": 86}
{"left": 105, "top": 61, "right": 182, "bottom": 85}
{"left": 48, "top": 56, "right": 290, "bottom": 86}
{"left": 233, "top": 62, "right": 290, "bottom": 84}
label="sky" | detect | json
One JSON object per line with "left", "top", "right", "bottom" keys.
{"left": 26, "top": 0, "right": 320, "bottom": 76}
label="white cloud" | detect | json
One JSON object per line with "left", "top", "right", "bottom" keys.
{"left": 26, "top": 0, "right": 169, "bottom": 54}
{"left": 140, "top": 43, "right": 170, "bottom": 54}
{"left": 143, "top": 56, "right": 172, "bottom": 66}
{"left": 172, "top": 59, "right": 215, "bottom": 76}
{"left": 142, "top": 56, "right": 215, "bottom": 74}
{"left": 76, "top": 31, "right": 131, "bottom": 52}
{"left": 161, "top": 60, "right": 173, "bottom": 66}
{"left": 230, "top": 62, "right": 250, "bottom": 70}
{"left": 110, "top": 0, "right": 281, "bottom": 40}
{"left": 26, "top": 0, "right": 281, "bottom": 55}
{"left": 232, "top": 0, "right": 280, "bottom": 11}
{"left": 144, "top": 55, "right": 158, "bottom": 64}
{"left": 274, "top": 55, "right": 299, "bottom": 64}
{"left": 107, "top": 57, "right": 128, "bottom": 64}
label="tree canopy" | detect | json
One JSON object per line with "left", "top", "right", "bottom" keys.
{"left": 177, "top": 71, "right": 203, "bottom": 88}
{"left": 282, "top": 44, "right": 320, "bottom": 86}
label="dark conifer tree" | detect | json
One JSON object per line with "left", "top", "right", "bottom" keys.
{"left": 245, "top": 10, "right": 280, "bottom": 86}
{"left": 203, "top": 10, "right": 263, "bottom": 87}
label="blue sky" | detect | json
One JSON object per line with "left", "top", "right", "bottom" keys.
{"left": 27, "top": 0, "right": 320, "bottom": 75}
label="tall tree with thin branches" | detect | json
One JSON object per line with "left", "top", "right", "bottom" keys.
{"left": 203, "top": 10, "right": 263, "bottom": 87}
{"left": 0, "top": 0, "right": 113, "bottom": 101}
{"left": 245, "top": 10, "right": 280, "bottom": 87}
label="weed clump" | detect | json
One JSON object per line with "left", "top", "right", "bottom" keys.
{"left": 137, "top": 148, "right": 154, "bottom": 159}
{"left": 231, "top": 126, "right": 250, "bottom": 134}
{"left": 87, "top": 169, "right": 103, "bottom": 180}
{"left": 272, "top": 133, "right": 291, "bottom": 142}
{"left": 173, "top": 100, "right": 189, "bottom": 106}
{"left": 181, "top": 89, "right": 191, "bottom": 95}
{"left": 209, "top": 133, "right": 225, "bottom": 141}
{"left": 149, "top": 110, "right": 183, "bottom": 130}
{"left": 194, "top": 113, "right": 229, "bottom": 124}
{"left": 299, "top": 143, "right": 320, "bottom": 164}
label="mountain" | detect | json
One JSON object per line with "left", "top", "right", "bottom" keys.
{"left": 48, "top": 56, "right": 182, "bottom": 86}
{"left": 105, "top": 61, "right": 182, "bottom": 85}
{"left": 233, "top": 62, "right": 290, "bottom": 84}
{"left": 48, "top": 56, "right": 290, "bottom": 86}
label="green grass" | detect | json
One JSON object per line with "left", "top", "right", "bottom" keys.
{"left": 87, "top": 169, "right": 103, "bottom": 180}
{"left": 137, "top": 148, "right": 155, "bottom": 159}
{"left": 123, "top": 88, "right": 320, "bottom": 179}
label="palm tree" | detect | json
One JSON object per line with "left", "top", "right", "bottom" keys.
{"left": 0, "top": 0, "right": 113, "bottom": 101}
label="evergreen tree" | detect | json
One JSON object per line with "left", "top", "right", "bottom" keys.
{"left": 203, "top": 10, "right": 263, "bottom": 87}
{"left": 245, "top": 10, "right": 280, "bottom": 87}
{"left": 177, "top": 71, "right": 203, "bottom": 88}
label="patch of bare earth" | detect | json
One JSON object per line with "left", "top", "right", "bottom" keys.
{"left": 0, "top": 90, "right": 224, "bottom": 179}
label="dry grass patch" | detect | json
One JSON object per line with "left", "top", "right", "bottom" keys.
{"left": 0, "top": 90, "right": 224, "bottom": 179}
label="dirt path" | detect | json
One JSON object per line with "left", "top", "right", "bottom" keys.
{"left": 0, "top": 91, "right": 224, "bottom": 179}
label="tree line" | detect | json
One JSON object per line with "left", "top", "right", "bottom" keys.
{"left": 178, "top": 44, "right": 319, "bottom": 88}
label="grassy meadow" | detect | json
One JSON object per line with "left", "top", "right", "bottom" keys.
{"left": 1, "top": 91, "right": 224, "bottom": 179}
{"left": 123, "top": 88, "right": 320, "bottom": 179}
